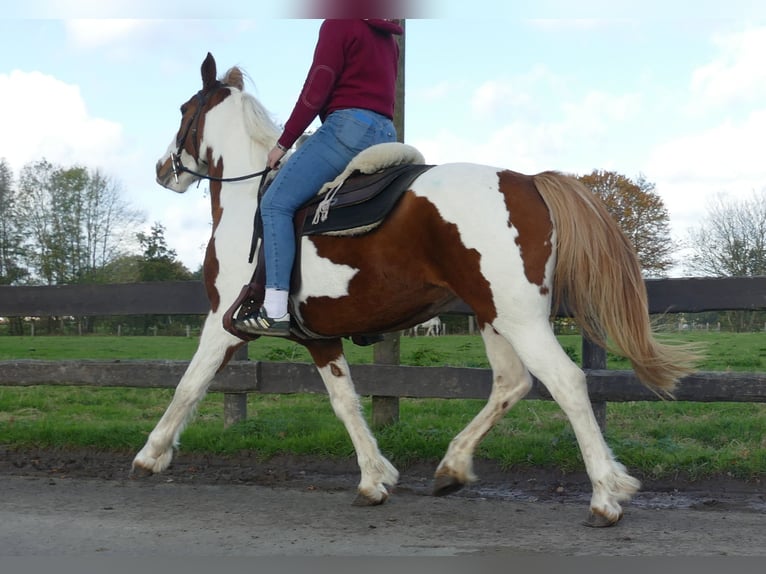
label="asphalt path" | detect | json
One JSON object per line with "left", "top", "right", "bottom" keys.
{"left": 1, "top": 471, "right": 764, "bottom": 557}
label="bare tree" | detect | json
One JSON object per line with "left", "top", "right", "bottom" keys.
{"left": 686, "top": 190, "right": 766, "bottom": 331}
{"left": 686, "top": 190, "right": 766, "bottom": 277}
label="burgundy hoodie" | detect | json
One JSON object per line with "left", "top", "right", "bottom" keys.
{"left": 278, "top": 19, "right": 403, "bottom": 149}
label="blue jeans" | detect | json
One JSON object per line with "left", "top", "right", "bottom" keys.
{"left": 260, "top": 108, "right": 397, "bottom": 291}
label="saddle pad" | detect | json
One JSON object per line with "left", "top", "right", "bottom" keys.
{"left": 301, "top": 163, "right": 434, "bottom": 236}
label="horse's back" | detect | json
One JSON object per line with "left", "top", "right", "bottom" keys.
{"left": 409, "top": 162, "right": 546, "bottom": 220}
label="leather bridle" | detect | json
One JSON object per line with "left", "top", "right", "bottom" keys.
{"left": 170, "top": 86, "right": 270, "bottom": 185}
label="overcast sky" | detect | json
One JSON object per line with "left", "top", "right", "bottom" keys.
{"left": 2, "top": 1, "right": 765, "bottom": 274}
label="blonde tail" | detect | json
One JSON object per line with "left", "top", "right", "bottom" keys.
{"left": 532, "top": 171, "right": 700, "bottom": 395}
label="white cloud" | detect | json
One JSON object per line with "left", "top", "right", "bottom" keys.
{"left": 415, "top": 81, "right": 455, "bottom": 102}
{"left": 561, "top": 90, "right": 641, "bottom": 136}
{"left": 646, "top": 108, "right": 766, "bottom": 248}
{"left": 155, "top": 192, "right": 212, "bottom": 271}
{"left": 690, "top": 26, "right": 766, "bottom": 111}
{"left": 469, "top": 65, "right": 561, "bottom": 121}
{"left": 647, "top": 109, "right": 766, "bottom": 185}
{"left": 527, "top": 18, "right": 634, "bottom": 32}
{"left": 413, "top": 71, "right": 640, "bottom": 174}
{"left": 0, "top": 70, "right": 123, "bottom": 173}
{"left": 471, "top": 79, "right": 535, "bottom": 120}
{"left": 14, "top": 0, "right": 268, "bottom": 18}
{"left": 65, "top": 19, "right": 151, "bottom": 49}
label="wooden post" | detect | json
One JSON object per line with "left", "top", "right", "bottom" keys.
{"left": 372, "top": 332, "right": 401, "bottom": 427}
{"left": 223, "top": 344, "right": 249, "bottom": 428}
{"left": 368, "top": 19, "right": 407, "bottom": 429}
{"left": 581, "top": 335, "right": 607, "bottom": 431}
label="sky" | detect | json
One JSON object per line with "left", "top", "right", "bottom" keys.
{"left": 2, "top": 1, "right": 766, "bottom": 275}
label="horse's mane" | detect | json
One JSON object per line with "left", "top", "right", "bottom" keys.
{"left": 223, "top": 66, "right": 280, "bottom": 150}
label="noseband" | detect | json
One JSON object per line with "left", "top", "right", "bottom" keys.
{"left": 170, "top": 85, "right": 270, "bottom": 184}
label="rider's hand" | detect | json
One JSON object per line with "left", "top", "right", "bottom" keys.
{"left": 267, "top": 145, "right": 287, "bottom": 170}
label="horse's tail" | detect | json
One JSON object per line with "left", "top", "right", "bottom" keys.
{"left": 531, "top": 171, "right": 700, "bottom": 395}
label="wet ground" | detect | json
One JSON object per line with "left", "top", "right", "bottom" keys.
{"left": 1, "top": 447, "right": 764, "bottom": 556}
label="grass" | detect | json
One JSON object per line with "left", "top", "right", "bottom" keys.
{"left": 1, "top": 332, "right": 765, "bottom": 480}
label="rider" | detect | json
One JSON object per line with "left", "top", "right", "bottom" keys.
{"left": 235, "top": 19, "right": 403, "bottom": 337}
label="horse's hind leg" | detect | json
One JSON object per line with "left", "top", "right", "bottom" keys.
{"left": 306, "top": 339, "right": 399, "bottom": 506}
{"left": 498, "top": 318, "right": 640, "bottom": 526}
{"left": 132, "top": 312, "right": 241, "bottom": 475}
{"left": 433, "top": 325, "right": 532, "bottom": 495}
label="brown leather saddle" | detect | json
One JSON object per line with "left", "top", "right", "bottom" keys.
{"left": 223, "top": 162, "right": 434, "bottom": 343}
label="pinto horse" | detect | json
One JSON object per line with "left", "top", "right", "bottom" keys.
{"left": 137, "top": 53, "right": 698, "bottom": 526}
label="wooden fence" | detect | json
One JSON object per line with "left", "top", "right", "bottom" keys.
{"left": 1, "top": 277, "right": 766, "bottom": 429}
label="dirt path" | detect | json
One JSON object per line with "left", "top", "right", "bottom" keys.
{"left": 1, "top": 448, "right": 764, "bottom": 557}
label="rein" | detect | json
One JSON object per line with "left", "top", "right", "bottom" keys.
{"left": 171, "top": 153, "right": 271, "bottom": 183}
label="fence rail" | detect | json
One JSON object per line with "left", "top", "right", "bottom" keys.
{"left": 1, "top": 277, "right": 766, "bottom": 428}
{"left": 1, "top": 359, "right": 765, "bottom": 402}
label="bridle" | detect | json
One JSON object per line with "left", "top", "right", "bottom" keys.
{"left": 170, "top": 86, "right": 271, "bottom": 185}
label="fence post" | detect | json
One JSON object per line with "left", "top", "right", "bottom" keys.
{"left": 223, "top": 344, "right": 249, "bottom": 428}
{"left": 581, "top": 335, "right": 607, "bottom": 432}
{"left": 371, "top": 332, "right": 401, "bottom": 428}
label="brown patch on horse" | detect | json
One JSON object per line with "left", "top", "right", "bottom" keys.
{"left": 217, "top": 342, "right": 245, "bottom": 373}
{"left": 202, "top": 162, "right": 225, "bottom": 312}
{"left": 304, "top": 339, "right": 346, "bottom": 369}
{"left": 497, "top": 170, "right": 553, "bottom": 295}
{"left": 298, "top": 192, "right": 498, "bottom": 333}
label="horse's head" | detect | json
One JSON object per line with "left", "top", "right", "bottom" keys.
{"left": 155, "top": 53, "right": 246, "bottom": 193}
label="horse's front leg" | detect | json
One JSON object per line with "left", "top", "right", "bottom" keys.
{"left": 306, "top": 339, "right": 399, "bottom": 505}
{"left": 132, "top": 311, "right": 243, "bottom": 475}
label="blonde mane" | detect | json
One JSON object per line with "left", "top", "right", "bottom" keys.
{"left": 223, "top": 66, "right": 280, "bottom": 150}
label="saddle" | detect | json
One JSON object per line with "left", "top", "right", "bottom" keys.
{"left": 223, "top": 143, "right": 434, "bottom": 343}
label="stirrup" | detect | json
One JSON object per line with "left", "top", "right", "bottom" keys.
{"left": 234, "top": 307, "right": 291, "bottom": 337}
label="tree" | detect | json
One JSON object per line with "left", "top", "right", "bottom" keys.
{"left": 686, "top": 190, "right": 766, "bottom": 331}
{"left": 686, "top": 191, "right": 766, "bottom": 277}
{"left": 0, "top": 158, "right": 28, "bottom": 285}
{"left": 136, "top": 222, "right": 193, "bottom": 282}
{"left": 578, "top": 170, "right": 674, "bottom": 277}
{"left": 15, "top": 159, "right": 144, "bottom": 284}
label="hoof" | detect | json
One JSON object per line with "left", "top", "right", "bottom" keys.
{"left": 582, "top": 510, "right": 621, "bottom": 528}
{"left": 433, "top": 474, "right": 465, "bottom": 497}
{"left": 129, "top": 464, "right": 154, "bottom": 480}
{"left": 352, "top": 491, "right": 388, "bottom": 507}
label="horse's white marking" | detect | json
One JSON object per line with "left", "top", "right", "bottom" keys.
{"left": 410, "top": 163, "right": 552, "bottom": 317}
{"left": 436, "top": 324, "right": 532, "bottom": 484}
{"left": 315, "top": 357, "right": 398, "bottom": 502}
{"left": 295, "top": 238, "right": 358, "bottom": 304}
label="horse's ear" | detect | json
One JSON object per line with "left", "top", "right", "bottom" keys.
{"left": 201, "top": 52, "right": 217, "bottom": 92}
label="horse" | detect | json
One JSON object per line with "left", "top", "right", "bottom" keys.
{"left": 137, "top": 53, "right": 698, "bottom": 527}
{"left": 411, "top": 316, "right": 442, "bottom": 336}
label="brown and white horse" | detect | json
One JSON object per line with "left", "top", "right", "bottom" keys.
{"left": 137, "top": 53, "right": 698, "bottom": 526}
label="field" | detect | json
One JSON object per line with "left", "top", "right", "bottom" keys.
{"left": 1, "top": 331, "right": 765, "bottom": 480}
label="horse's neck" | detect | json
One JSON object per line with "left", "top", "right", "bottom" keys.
{"left": 211, "top": 135, "right": 268, "bottom": 256}
{"left": 207, "top": 98, "right": 273, "bottom": 185}
{"left": 213, "top": 137, "right": 270, "bottom": 183}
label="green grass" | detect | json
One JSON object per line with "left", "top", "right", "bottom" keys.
{"left": 1, "top": 332, "right": 765, "bottom": 480}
